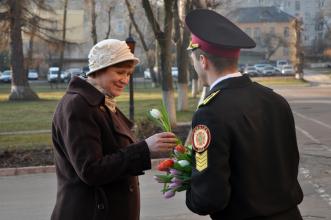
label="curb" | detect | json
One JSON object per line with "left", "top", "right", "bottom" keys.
{"left": 0, "top": 165, "right": 55, "bottom": 177}
{"left": 0, "top": 159, "right": 164, "bottom": 177}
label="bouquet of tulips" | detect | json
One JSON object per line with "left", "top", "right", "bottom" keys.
{"left": 149, "top": 104, "right": 192, "bottom": 199}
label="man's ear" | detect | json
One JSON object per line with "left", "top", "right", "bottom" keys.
{"left": 199, "top": 55, "right": 208, "bottom": 70}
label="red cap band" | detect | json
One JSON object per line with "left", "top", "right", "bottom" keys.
{"left": 192, "top": 34, "right": 240, "bottom": 58}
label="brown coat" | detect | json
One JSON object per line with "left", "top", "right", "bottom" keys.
{"left": 51, "top": 76, "right": 151, "bottom": 220}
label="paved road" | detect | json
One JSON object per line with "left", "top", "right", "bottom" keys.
{"left": 0, "top": 85, "right": 330, "bottom": 220}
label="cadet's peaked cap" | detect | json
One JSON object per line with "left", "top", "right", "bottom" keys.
{"left": 185, "top": 9, "right": 256, "bottom": 58}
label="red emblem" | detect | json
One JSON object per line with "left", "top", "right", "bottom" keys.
{"left": 192, "top": 125, "right": 211, "bottom": 153}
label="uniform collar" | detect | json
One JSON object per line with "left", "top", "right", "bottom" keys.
{"left": 209, "top": 72, "right": 242, "bottom": 91}
{"left": 206, "top": 75, "right": 253, "bottom": 98}
{"left": 67, "top": 76, "right": 104, "bottom": 106}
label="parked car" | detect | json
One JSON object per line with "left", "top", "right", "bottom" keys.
{"left": 261, "top": 65, "right": 277, "bottom": 76}
{"left": 62, "top": 67, "right": 83, "bottom": 82}
{"left": 243, "top": 66, "right": 259, "bottom": 76}
{"left": 82, "top": 66, "right": 89, "bottom": 76}
{"left": 28, "top": 69, "right": 39, "bottom": 80}
{"left": 144, "top": 69, "right": 151, "bottom": 79}
{"left": 276, "top": 59, "right": 289, "bottom": 70}
{"left": 47, "top": 67, "right": 65, "bottom": 82}
{"left": 254, "top": 64, "right": 267, "bottom": 73}
{"left": 0, "top": 70, "right": 12, "bottom": 83}
{"left": 281, "top": 65, "right": 295, "bottom": 75}
{"left": 171, "top": 67, "right": 178, "bottom": 78}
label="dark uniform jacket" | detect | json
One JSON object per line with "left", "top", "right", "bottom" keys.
{"left": 51, "top": 76, "right": 151, "bottom": 220}
{"left": 186, "top": 75, "right": 303, "bottom": 220}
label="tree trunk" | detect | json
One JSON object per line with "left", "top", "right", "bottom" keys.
{"left": 58, "top": 0, "right": 68, "bottom": 83}
{"left": 142, "top": 0, "right": 176, "bottom": 126}
{"left": 9, "top": 0, "right": 38, "bottom": 101}
{"left": 162, "top": 90, "right": 176, "bottom": 127}
{"left": 89, "top": 0, "right": 97, "bottom": 45}
{"left": 177, "top": 83, "right": 189, "bottom": 110}
{"left": 175, "top": 0, "right": 192, "bottom": 111}
{"left": 160, "top": 1, "right": 176, "bottom": 126}
{"left": 125, "top": 0, "right": 158, "bottom": 86}
{"left": 191, "top": 78, "right": 198, "bottom": 98}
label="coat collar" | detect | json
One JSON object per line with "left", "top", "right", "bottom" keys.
{"left": 206, "top": 75, "right": 253, "bottom": 98}
{"left": 67, "top": 76, "right": 104, "bottom": 106}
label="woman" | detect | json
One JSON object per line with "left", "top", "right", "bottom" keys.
{"left": 51, "top": 39, "right": 177, "bottom": 220}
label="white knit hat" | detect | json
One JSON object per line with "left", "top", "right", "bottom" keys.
{"left": 86, "top": 39, "right": 140, "bottom": 76}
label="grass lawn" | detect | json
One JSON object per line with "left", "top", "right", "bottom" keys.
{"left": 0, "top": 81, "right": 199, "bottom": 150}
{"left": 0, "top": 76, "right": 305, "bottom": 150}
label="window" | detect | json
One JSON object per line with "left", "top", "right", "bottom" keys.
{"left": 284, "top": 27, "right": 290, "bottom": 38}
{"left": 295, "top": 1, "right": 300, "bottom": 10}
{"left": 287, "top": 1, "right": 291, "bottom": 7}
{"left": 319, "top": 0, "right": 325, "bottom": 8}
{"left": 116, "top": 19, "right": 125, "bottom": 34}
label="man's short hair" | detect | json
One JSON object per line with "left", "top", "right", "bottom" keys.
{"left": 193, "top": 49, "right": 238, "bottom": 72}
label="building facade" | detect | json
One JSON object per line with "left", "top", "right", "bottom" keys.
{"left": 226, "top": 7, "right": 297, "bottom": 62}
{"left": 226, "top": 0, "right": 331, "bottom": 50}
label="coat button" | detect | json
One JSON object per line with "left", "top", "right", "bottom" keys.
{"left": 129, "top": 185, "right": 134, "bottom": 192}
{"left": 97, "top": 203, "right": 104, "bottom": 210}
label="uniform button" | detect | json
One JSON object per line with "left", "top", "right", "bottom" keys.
{"left": 97, "top": 203, "right": 104, "bottom": 210}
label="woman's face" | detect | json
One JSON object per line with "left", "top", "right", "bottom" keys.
{"left": 97, "top": 64, "right": 135, "bottom": 97}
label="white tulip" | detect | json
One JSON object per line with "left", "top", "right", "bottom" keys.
{"left": 178, "top": 160, "right": 190, "bottom": 167}
{"left": 150, "top": 109, "right": 162, "bottom": 119}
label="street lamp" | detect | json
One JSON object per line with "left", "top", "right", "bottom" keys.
{"left": 125, "top": 35, "right": 136, "bottom": 122}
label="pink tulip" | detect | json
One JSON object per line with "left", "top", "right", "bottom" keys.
{"left": 163, "top": 190, "right": 175, "bottom": 199}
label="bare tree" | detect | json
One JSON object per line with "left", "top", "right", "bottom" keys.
{"left": 173, "top": 0, "right": 193, "bottom": 111}
{"left": 125, "top": 0, "right": 158, "bottom": 87}
{"left": 104, "top": 5, "right": 113, "bottom": 39}
{"left": 86, "top": 0, "right": 97, "bottom": 44}
{"left": 259, "top": 32, "right": 287, "bottom": 60}
{"left": 85, "top": 0, "right": 115, "bottom": 44}
{"left": 0, "top": 0, "right": 68, "bottom": 100}
{"left": 142, "top": 0, "right": 177, "bottom": 126}
{"left": 58, "top": 0, "right": 69, "bottom": 85}
{"left": 293, "top": 18, "right": 304, "bottom": 80}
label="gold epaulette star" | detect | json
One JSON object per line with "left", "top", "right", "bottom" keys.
{"left": 198, "top": 90, "right": 220, "bottom": 108}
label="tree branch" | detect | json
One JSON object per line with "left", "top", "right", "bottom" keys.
{"left": 104, "top": 5, "right": 113, "bottom": 39}
{"left": 142, "top": 0, "right": 162, "bottom": 38}
{"left": 125, "top": 0, "right": 149, "bottom": 51}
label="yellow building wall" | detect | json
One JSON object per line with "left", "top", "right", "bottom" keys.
{"left": 236, "top": 21, "right": 296, "bottom": 61}
{"left": 22, "top": 10, "right": 84, "bottom": 44}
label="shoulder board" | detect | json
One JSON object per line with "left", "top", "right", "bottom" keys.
{"left": 198, "top": 90, "right": 220, "bottom": 108}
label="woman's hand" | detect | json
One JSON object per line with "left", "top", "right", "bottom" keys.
{"left": 145, "top": 132, "right": 177, "bottom": 154}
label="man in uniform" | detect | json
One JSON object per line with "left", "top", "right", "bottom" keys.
{"left": 185, "top": 9, "right": 303, "bottom": 220}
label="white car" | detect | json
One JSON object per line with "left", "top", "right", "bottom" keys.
{"left": 47, "top": 67, "right": 65, "bottom": 82}
{"left": 244, "top": 66, "right": 258, "bottom": 76}
{"left": 261, "top": 65, "right": 277, "bottom": 76}
{"left": 28, "top": 69, "right": 39, "bottom": 80}
{"left": 144, "top": 69, "right": 151, "bottom": 79}
{"left": 254, "top": 64, "right": 267, "bottom": 73}
{"left": 0, "top": 70, "right": 12, "bottom": 83}
{"left": 281, "top": 65, "right": 295, "bottom": 75}
{"left": 171, "top": 67, "right": 178, "bottom": 78}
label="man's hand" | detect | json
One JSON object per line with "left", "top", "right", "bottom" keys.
{"left": 145, "top": 132, "right": 177, "bottom": 154}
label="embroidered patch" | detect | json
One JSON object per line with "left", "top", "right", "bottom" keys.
{"left": 196, "top": 150, "right": 208, "bottom": 171}
{"left": 192, "top": 125, "right": 211, "bottom": 153}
